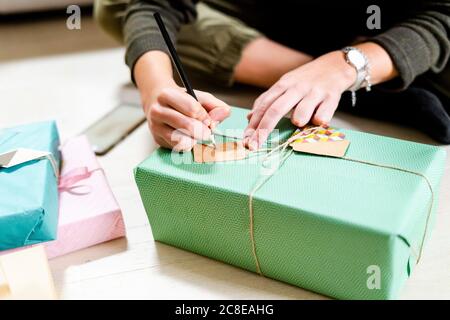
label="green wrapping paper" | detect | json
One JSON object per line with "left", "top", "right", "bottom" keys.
{"left": 134, "top": 106, "right": 447, "bottom": 299}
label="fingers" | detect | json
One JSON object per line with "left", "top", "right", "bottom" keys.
{"left": 244, "top": 89, "right": 341, "bottom": 150}
{"left": 196, "top": 90, "right": 231, "bottom": 126}
{"left": 311, "top": 95, "right": 339, "bottom": 126}
{"left": 153, "top": 135, "right": 172, "bottom": 150}
{"left": 196, "top": 90, "right": 229, "bottom": 110}
{"left": 209, "top": 107, "right": 231, "bottom": 127}
{"left": 150, "top": 103, "right": 212, "bottom": 141}
{"left": 291, "top": 91, "right": 323, "bottom": 127}
{"left": 171, "top": 130, "right": 197, "bottom": 152}
{"left": 149, "top": 87, "right": 234, "bottom": 151}
{"left": 151, "top": 122, "right": 196, "bottom": 152}
{"left": 245, "top": 80, "right": 288, "bottom": 137}
{"left": 158, "top": 87, "right": 210, "bottom": 125}
{"left": 247, "top": 88, "right": 304, "bottom": 149}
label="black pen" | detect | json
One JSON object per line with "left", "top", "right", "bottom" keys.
{"left": 154, "top": 12, "right": 216, "bottom": 147}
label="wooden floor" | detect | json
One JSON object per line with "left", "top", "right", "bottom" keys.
{"left": 1, "top": 12, "right": 449, "bottom": 300}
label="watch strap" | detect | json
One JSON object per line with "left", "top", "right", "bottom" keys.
{"left": 342, "top": 46, "right": 371, "bottom": 106}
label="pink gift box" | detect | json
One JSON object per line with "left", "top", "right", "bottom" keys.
{"left": 2, "top": 135, "right": 126, "bottom": 258}
{"left": 46, "top": 135, "right": 126, "bottom": 258}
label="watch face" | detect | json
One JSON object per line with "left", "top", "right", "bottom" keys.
{"left": 348, "top": 50, "right": 366, "bottom": 69}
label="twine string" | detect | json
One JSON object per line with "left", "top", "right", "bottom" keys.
{"left": 248, "top": 148, "right": 294, "bottom": 275}
{"left": 214, "top": 127, "right": 434, "bottom": 276}
{"left": 341, "top": 156, "right": 434, "bottom": 263}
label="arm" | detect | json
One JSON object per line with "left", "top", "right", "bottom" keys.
{"left": 244, "top": 42, "right": 397, "bottom": 150}
{"left": 123, "top": 0, "right": 230, "bottom": 151}
{"left": 234, "top": 37, "right": 313, "bottom": 88}
{"left": 135, "top": 51, "right": 230, "bottom": 151}
{"left": 245, "top": 1, "right": 450, "bottom": 150}
{"left": 371, "top": 0, "right": 450, "bottom": 89}
{"left": 124, "top": 0, "right": 197, "bottom": 75}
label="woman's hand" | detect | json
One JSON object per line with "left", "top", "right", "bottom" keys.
{"left": 134, "top": 51, "right": 230, "bottom": 152}
{"left": 244, "top": 50, "right": 356, "bottom": 150}
{"left": 145, "top": 80, "right": 231, "bottom": 151}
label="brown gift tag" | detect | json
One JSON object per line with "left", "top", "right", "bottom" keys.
{"left": 193, "top": 141, "right": 248, "bottom": 163}
{"left": 290, "top": 140, "right": 350, "bottom": 158}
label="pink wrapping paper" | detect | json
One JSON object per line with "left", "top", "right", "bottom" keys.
{"left": 45, "top": 135, "right": 125, "bottom": 258}
{"left": 1, "top": 135, "right": 126, "bottom": 258}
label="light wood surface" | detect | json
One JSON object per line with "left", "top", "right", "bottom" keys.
{"left": 0, "top": 14, "right": 449, "bottom": 300}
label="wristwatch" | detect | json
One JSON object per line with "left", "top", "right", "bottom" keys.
{"left": 342, "top": 46, "right": 372, "bottom": 106}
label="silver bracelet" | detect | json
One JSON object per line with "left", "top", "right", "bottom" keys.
{"left": 342, "top": 47, "right": 372, "bottom": 106}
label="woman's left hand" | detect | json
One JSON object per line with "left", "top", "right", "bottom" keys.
{"left": 244, "top": 50, "right": 357, "bottom": 150}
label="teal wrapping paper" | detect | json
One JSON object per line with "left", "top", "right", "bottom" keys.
{"left": 0, "top": 121, "right": 60, "bottom": 250}
{"left": 135, "top": 106, "right": 447, "bottom": 299}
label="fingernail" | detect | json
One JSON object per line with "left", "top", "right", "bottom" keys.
{"left": 203, "top": 118, "right": 211, "bottom": 126}
{"left": 191, "top": 106, "right": 202, "bottom": 117}
{"left": 248, "top": 139, "right": 258, "bottom": 151}
{"left": 292, "top": 119, "right": 302, "bottom": 128}
{"left": 210, "top": 120, "right": 219, "bottom": 129}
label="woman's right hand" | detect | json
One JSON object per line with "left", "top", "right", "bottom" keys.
{"left": 135, "top": 51, "right": 230, "bottom": 152}
{"left": 145, "top": 81, "right": 231, "bottom": 151}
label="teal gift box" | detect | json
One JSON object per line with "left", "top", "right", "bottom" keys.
{"left": 0, "top": 121, "right": 60, "bottom": 251}
{"left": 134, "top": 106, "right": 447, "bottom": 299}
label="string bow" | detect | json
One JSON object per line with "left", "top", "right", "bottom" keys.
{"left": 58, "top": 167, "right": 103, "bottom": 193}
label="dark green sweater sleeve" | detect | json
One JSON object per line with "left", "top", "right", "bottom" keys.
{"left": 123, "top": 0, "right": 450, "bottom": 90}
{"left": 123, "top": 0, "right": 198, "bottom": 75}
{"left": 371, "top": 0, "right": 450, "bottom": 90}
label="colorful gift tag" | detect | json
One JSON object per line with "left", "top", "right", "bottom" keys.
{"left": 290, "top": 125, "right": 350, "bottom": 158}
{"left": 290, "top": 125, "right": 346, "bottom": 143}
{"left": 193, "top": 141, "right": 248, "bottom": 163}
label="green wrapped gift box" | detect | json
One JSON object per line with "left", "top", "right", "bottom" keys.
{"left": 134, "top": 106, "right": 446, "bottom": 299}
